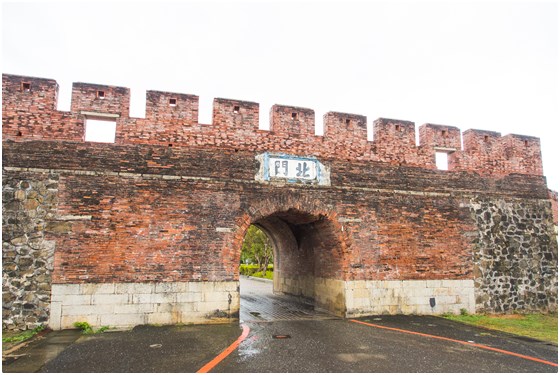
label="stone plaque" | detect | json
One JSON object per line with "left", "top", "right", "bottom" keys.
{"left": 268, "top": 156, "right": 317, "bottom": 181}
{"left": 255, "top": 153, "right": 330, "bottom": 186}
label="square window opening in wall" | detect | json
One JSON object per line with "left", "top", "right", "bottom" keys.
{"left": 21, "top": 82, "right": 31, "bottom": 92}
{"left": 85, "top": 117, "right": 116, "bottom": 143}
{"left": 291, "top": 112, "right": 298, "bottom": 120}
{"left": 169, "top": 98, "right": 177, "bottom": 107}
{"left": 96, "top": 90, "right": 106, "bottom": 99}
{"left": 233, "top": 105, "right": 240, "bottom": 114}
{"left": 435, "top": 151, "right": 449, "bottom": 171}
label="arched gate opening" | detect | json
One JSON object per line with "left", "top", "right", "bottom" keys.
{"left": 238, "top": 208, "right": 347, "bottom": 320}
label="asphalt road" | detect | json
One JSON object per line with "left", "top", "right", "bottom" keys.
{"left": 4, "top": 277, "right": 557, "bottom": 373}
{"left": 33, "top": 318, "right": 557, "bottom": 373}
{"left": 217, "top": 318, "right": 557, "bottom": 373}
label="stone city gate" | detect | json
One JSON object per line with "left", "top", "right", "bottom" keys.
{"left": 2, "top": 74, "right": 558, "bottom": 330}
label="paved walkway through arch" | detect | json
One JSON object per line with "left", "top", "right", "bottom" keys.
{"left": 239, "top": 276, "right": 336, "bottom": 322}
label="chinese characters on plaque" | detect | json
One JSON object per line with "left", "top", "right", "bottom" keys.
{"left": 268, "top": 157, "right": 317, "bottom": 181}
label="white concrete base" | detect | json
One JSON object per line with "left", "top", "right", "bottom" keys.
{"left": 49, "top": 281, "right": 239, "bottom": 330}
{"left": 345, "top": 279, "right": 475, "bottom": 317}
{"left": 273, "top": 276, "right": 473, "bottom": 317}
{"left": 49, "top": 279, "right": 474, "bottom": 329}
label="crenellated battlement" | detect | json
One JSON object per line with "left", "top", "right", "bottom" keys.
{"left": 71, "top": 82, "right": 130, "bottom": 117}
{"left": 419, "top": 124, "right": 462, "bottom": 150}
{"left": 146, "top": 90, "right": 199, "bottom": 125}
{"left": 2, "top": 73, "right": 543, "bottom": 177}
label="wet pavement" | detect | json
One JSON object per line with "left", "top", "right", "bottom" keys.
{"left": 216, "top": 319, "right": 557, "bottom": 373}
{"left": 39, "top": 324, "right": 242, "bottom": 373}
{"left": 2, "top": 277, "right": 558, "bottom": 372}
{"left": 2, "top": 329, "right": 82, "bottom": 373}
{"left": 240, "top": 276, "right": 335, "bottom": 322}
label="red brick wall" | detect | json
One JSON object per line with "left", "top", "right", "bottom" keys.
{"left": 52, "top": 175, "right": 240, "bottom": 283}
{"left": 70, "top": 82, "right": 130, "bottom": 117}
{"left": 372, "top": 118, "right": 417, "bottom": 162}
{"left": 449, "top": 129, "right": 543, "bottom": 176}
{"left": 2, "top": 74, "right": 556, "bottom": 317}
{"left": 1, "top": 75, "right": 83, "bottom": 141}
{"left": 3, "top": 73, "right": 545, "bottom": 175}
{"left": 145, "top": 90, "right": 199, "bottom": 124}
{"left": 419, "top": 123, "right": 462, "bottom": 150}
{"left": 3, "top": 139, "right": 551, "bottom": 285}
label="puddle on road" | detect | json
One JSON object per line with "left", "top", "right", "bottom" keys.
{"left": 237, "top": 335, "right": 262, "bottom": 359}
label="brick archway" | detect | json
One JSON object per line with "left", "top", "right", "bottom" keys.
{"left": 253, "top": 209, "right": 347, "bottom": 316}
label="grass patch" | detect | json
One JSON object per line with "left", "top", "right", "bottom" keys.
{"left": 442, "top": 313, "right": 558, "bottom": 343}
{"left": 2, "top": 325, "right": 45, "bottom": 343}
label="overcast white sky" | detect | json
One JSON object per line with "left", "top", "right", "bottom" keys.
{"left": 2, "top": 0, "right": 559, "bottom": 192}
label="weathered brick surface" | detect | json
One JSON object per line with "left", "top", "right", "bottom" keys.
{"left": 145, "top": 90, "right": 199, "bottom": 125}
{"left": 419, "top": 123, "right": 462, "bottom": 150}
{"left": 449, "top": 130, "right": 543, "bottom": 176}
{"left": 1, "top": 75, "right": 83, "bottom": 142}
{"left": 70, "top": 82, "right": 130, "bottom": 117}
{"left": 2, "top": 73, "right": 558, "bottom": 329}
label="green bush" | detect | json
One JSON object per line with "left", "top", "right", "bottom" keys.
{"left": 252, "top": 270, "right": 274, "bottom": 280}
{"left": 240, "top": 264, "right": 273, "bottom": 277}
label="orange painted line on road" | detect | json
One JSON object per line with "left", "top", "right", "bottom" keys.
{"left": 349, "top": 319, "right": 558, "bottom": 368}
{"left": 196, "top": 324, "right": 250, "bottom": 373}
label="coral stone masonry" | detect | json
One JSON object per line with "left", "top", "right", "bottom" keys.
{"left": 2, "top": 73, "right": 558, "bottom": 330}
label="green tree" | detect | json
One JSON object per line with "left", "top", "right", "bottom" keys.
{"left": 241, "top": 225, "right": 273, "bottom": 274}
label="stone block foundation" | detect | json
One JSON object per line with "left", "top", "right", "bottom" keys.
{"left": 49, "top": 281, "right": 239, "bottom": 330}
{"left": 270, "top": 276, "right": 474, "bottom": 318}
{"left": 345, "top": 279, "right": 475, "bottom": 317}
